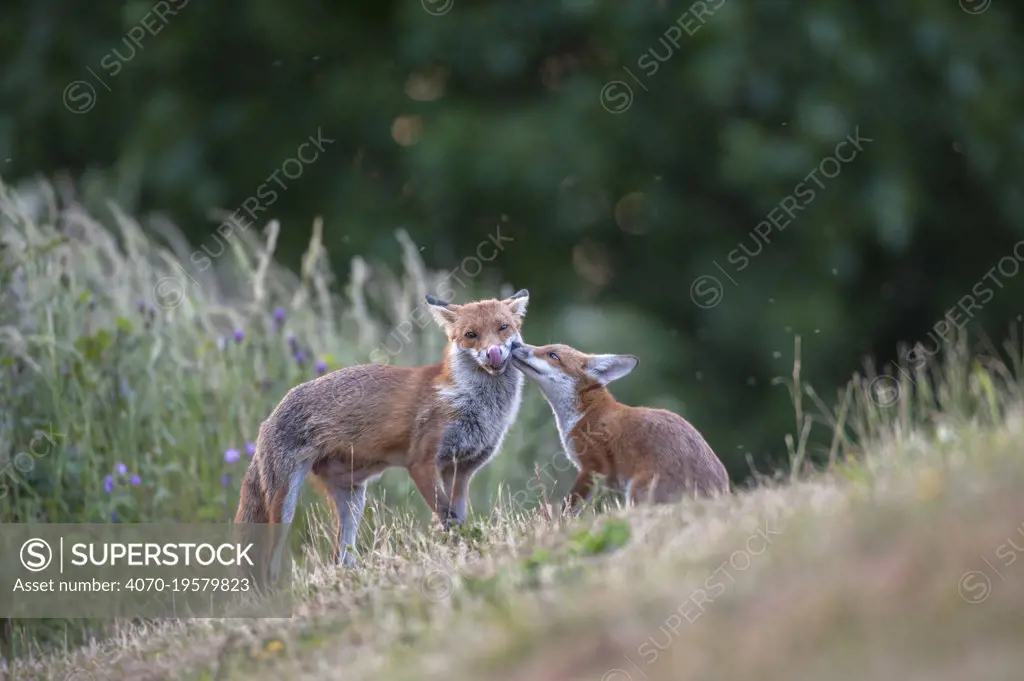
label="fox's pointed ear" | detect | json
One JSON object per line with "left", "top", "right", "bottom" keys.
{"left": 586, "top": 354, "right": 639, "bottom": 385}
{"left": 425, "top": 294, "right": 458, "bottom": 328}
{"left": 504, "top": 289, "right": 529, "bottom": 319}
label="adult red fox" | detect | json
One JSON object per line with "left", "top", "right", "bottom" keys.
{"left": 236, "top": 290, "right": 530, "bottom": 573}
{"left": 510, "top": 341, "right": 729, "bottom": 509}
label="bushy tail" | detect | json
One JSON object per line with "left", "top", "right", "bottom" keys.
{"left": 232, "top": 422, "right": 310, "bottom": 588}
{"left": 235, "top": 453, "right": 270, "bottom": 523}
{"left": 233, "top": 443, "right": 278, "bottom": 590}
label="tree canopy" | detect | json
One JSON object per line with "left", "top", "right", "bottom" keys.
{"left": 3, "top": 0, "right": 1023, "bottom": 476}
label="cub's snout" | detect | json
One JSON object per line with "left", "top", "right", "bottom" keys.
{"left": 510, "top": 341, "right": 533, "bottom": 361}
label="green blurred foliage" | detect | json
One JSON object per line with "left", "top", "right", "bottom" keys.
{"left": 3, "top": 0, "right": 1024, "bottom": 476}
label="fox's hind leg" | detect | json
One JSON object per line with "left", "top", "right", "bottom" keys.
{"left": 628, "top": 473, "right": 689, "bottom": 505}
{"left": 314, "top": 459, "right": 367, "bottom": 568}
{"left": 268, "top": 454, "right": 313, "bottom": 584}
{"left": 625, "top": 475, "right": 656, "bottom": 506}
{"left": 333, "top": 484, "right": 366, "bottom": 567}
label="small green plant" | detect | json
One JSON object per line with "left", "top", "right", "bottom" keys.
{"left": 568, "top": 518, "right": 631, "bottom": 557}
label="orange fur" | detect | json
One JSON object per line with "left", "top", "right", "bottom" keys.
{"left": 235, "top": 290, "right": 530, "bottom": 568}
{"left": 512, "top": 342, "right": 729, "bottom": 510}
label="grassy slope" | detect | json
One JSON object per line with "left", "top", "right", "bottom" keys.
{"left": 16, "top": 401, "right": 1024, "bottom": 681}
{"left": 6, "top": 179, "right": 1024, "bottom": 679}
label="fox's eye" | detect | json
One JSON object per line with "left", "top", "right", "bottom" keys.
{"left": 499, "top": 324, "right": 509, "bottom": 331}
{"left": 548, "top": 352, "right": 559, "bottom": 361}
{"left": 465, "top": 331, "right": 477, "bottom": 339}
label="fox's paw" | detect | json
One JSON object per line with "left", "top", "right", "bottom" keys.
{"left": 439, "top": 507, "right": 465, "bottom": 531}
{"left": 559, "top": 500, "right": 584, "bottom": 519}
{"left": 436, "top": 507, "right": 468, "bottom": 532}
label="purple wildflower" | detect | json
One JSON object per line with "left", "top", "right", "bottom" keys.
{"left": 316, "top": 359, "right": 328, "bottom": 375}
{"left": 224, "top": 448, "right": 241, "bottom": 464}
{"left": 233, "top": 329, "right": 245, "bottom": 344}
{"left": 137, "top": 299, "right": 146, "bottom": 313}
{"left": 104, "top": 475, "right": 115, "bottom": 493}
{"left": 115, "top": 463, "right": 128, "bottom": 476}
{"left": 130, "top": 474, "right": 141, "bottom": 487}
{"left": 288, "top": 334, "right": 298, "bottom": 350}
{"left": 221, "top": 474, "right": 231, "bottom": 487}
{"left": 294, "top": 350, "right": 305, "bottom": 365}
{"left": 111, "top": 511, "right": 119, "bottom": 522}
{"left": 273, "top": 307, "right": 287, "bottom": 325}
{"left": 246, "top": 442, "right": 257, "bottom": 456}
{"left": 60, "top": 364, "right": 68, "bottom": 375}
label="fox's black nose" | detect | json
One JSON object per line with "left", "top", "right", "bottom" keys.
{"left": 511, "top": 343, "right": 529, "bottom": 360}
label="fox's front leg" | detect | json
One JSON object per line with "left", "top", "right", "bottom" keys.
{"left": 433, "top": 422, "right": 490, "bottom": 529}
{"left": 562, "top": 468, "right": 597, "bottom": 516}
{"left": 437, "top": 461, "right": 476, "bottom": 529}
{"left": 409, "top": 460, "right": 448, "bottom": 519}
{"left": 408, "top": 457, "right": 473, "bottom": 529}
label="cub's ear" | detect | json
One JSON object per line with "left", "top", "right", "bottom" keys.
{"left": 425, "top": 295, "right": 458, "bottom": 328}
{"left": 503, "top": 288, "right": 529, "bottom": 319}
{"left": 586, "top": 354, "right": 639, "bottom": 385}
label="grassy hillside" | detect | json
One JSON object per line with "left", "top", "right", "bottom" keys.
{"left": 0, "top": 176, "right": 558, "bottom": 655}
{"left": 11, "top": 352, "right": 1024, "bottom": 680}
{"left": 5, "top": 178, "right": 1024, "bottom": 679}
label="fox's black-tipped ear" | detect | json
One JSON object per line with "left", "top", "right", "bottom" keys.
{"left": 586, "top": 354, "right": 639, "bottom": 385}
{"left": 504, "top": 289, "right": 529, "bottom": 319}
{"left": 426, "top": 294, "right": 458, "bottom": 328}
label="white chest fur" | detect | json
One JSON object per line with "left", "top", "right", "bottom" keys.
{"left": 438, "top": 350, "right": 525, "bottom": 458}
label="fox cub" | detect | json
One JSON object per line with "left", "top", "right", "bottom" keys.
{"left": 511, "top": 341, "right": 729, "bottom": 508}
{"left": 236, "top": 290, "right": 530, "bottom": 569}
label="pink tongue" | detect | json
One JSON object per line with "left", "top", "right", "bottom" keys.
{"left": 488, "top": 346, "right": 503, "bottom": 367}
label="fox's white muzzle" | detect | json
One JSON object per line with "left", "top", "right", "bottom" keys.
{"left": 473, "top": 337, "right": 519, "bottom": 374}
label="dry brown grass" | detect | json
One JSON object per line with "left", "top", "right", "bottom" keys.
{"left": 6, "top": 180, "right": 1024, "bottom": 681}
{"left": 13, "top": 394, "right": 1024, "bottom": 681}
